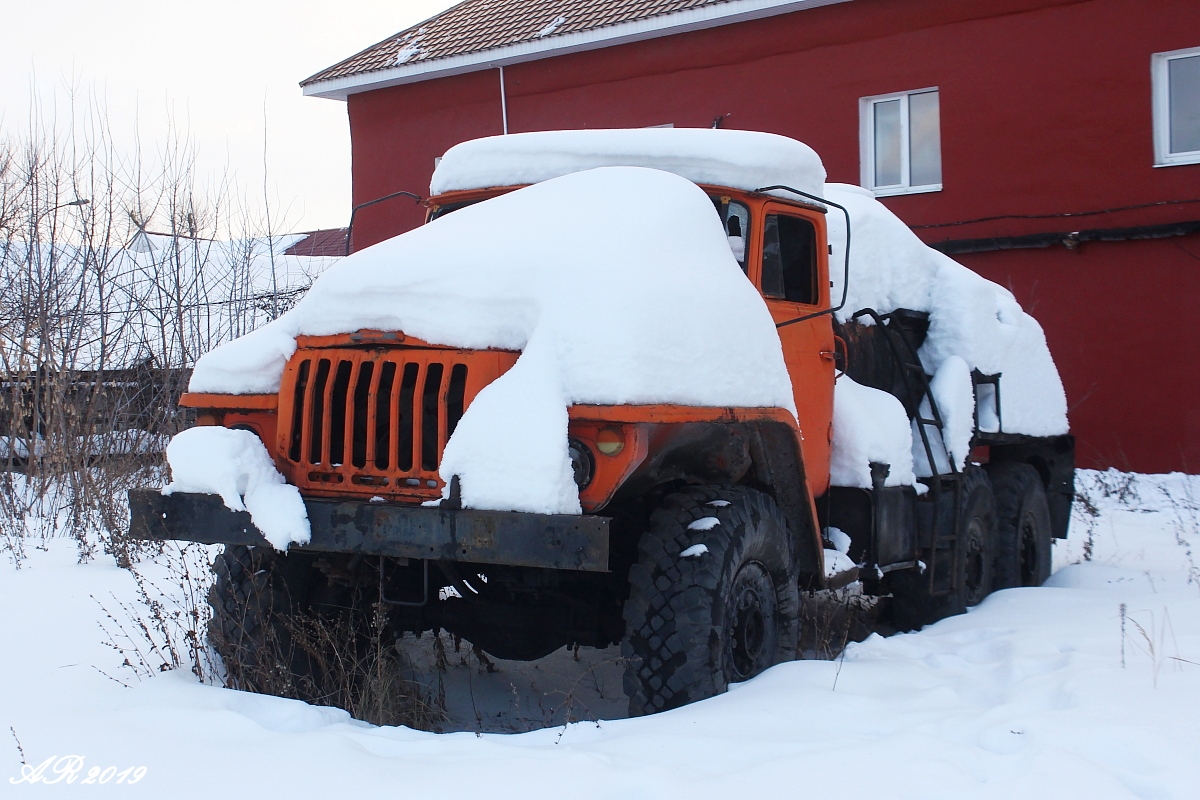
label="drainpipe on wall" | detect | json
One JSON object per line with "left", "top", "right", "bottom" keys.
{"left": 499, "top": 65, "right": 509, "bottom": 135}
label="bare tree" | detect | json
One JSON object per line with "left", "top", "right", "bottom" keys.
{"left": 0, "top": 87, "right": 331, "bottom": 567}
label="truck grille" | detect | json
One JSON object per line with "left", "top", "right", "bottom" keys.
{"left": 281, "top": 351, "right": 468, "bottom": 492}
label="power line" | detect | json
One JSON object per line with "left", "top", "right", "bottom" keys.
{"left": 911, "top": 198, "right": 1200, "bottom": 229}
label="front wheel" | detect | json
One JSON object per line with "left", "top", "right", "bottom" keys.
{"left": 621, "top": 486, "right": 800, "bottom": 716}
{"left": 208, "top": 545, "right": 315, "bottom": 695}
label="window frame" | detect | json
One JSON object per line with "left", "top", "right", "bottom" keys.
{"left": 1152, "top": 46, "right": 1200, "bottom": 168}
{"left": 859, "top": 87, "right": 943, "bottom": 197}
{"left": 709, "top": 194, "right": 752, "bottom": 273}
{"left": 755, "top": 203, "right": 827, "bottom": 310}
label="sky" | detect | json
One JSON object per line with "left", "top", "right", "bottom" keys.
{"left": 2, "top": 0, "right": 459, "bottom": 233}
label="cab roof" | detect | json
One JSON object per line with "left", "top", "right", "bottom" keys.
{"left": 429, "top": 128, "right": 827, "bottom": 199}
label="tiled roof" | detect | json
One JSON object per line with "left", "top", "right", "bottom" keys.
{"left": 283, "top": 229, "right": 349, "bottom": 258}
{"left": 302, "top": 0, "right": 740, "bottom": 88}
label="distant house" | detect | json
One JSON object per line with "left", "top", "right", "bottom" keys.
{"left": 302, "top": 0, "right": 1200, "bottom": 473}
{"left": 284, "top": 228, "right": 349, "bottom": 258}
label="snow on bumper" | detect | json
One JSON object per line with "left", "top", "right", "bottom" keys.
{"left": 127, "top": 489, "right": 611, "bottom": 572}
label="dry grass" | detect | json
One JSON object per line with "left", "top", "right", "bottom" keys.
{"left": 799, "top": 586, "right": 880, "bottom": 660}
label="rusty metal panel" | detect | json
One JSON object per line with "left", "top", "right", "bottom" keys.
{"left": 128, "top": 489, "right": 610, "bottom": 572}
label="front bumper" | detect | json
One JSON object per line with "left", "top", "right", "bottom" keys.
{"left": 127, "top": 489, "right": 611, "bottom": 572}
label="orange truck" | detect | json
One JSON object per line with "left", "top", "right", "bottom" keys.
{"left": 129, "top": 132, "right": 1074, "bottom": 716}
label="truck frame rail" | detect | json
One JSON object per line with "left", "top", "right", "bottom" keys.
{"left": 127, "top": 489, "right": 611, "bottom": 572}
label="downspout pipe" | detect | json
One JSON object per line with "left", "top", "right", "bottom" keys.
{"left": 499, "top": 65, "right": 509, "bottom": 135}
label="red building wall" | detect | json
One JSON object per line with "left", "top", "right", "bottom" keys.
{"left": 343, "top": 0, "right": 1200, "bottom": 473}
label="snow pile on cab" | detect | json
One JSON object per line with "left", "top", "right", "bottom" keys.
{"left": 190, "top": 167, "right": 794, "bottom": 515}
{"left": 431, "top": 128, "right": 826, "bottom": 200}
{"left": 163, "top": 427, "right": 310, "bottom": 549}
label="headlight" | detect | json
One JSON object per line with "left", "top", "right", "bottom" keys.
{"left": 567, "top": 438, "right": 594, "bottom": 489}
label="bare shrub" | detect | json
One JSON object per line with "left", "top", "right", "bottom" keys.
{"left": 1160, "top": 475, "right": 1200, "bottom": 592}
{"left": 799, "top": 587, "right": 879, "bottom": 659}
{"left": 95, "top": 542, "right": 220, "bottom": 684}
{"left": 212, "top": 596, "right": 446, "bottom": 729}
{"left": 287, "top": 604, "right": 446, "bottom": 728}
{"left": 0, "top": 85, "right": 326, "bottom": 568}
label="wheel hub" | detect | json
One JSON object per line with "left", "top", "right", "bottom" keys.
{"left": 728, "top": 562, "right": 777, "bottom": 681}
{"left": 963, "top": 519, "right": 987, "bottom": 605}
{"left": 1019, "top": 510, "right": 1039, "bottom": 585}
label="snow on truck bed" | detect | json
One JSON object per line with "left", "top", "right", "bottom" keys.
{"left": 180, "top": 129, "right": 1068, "bottom": 530}
{"left": 821, "top": 182, "right": 1067, "bottom": 486}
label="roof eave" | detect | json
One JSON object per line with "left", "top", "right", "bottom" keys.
{"left": 301, "top": 0, "right": 852, "bottom": 101}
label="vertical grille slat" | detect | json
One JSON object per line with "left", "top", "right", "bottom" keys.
{"left": 397, "top": 362, "right": 419, "bottom": 472}
{"left": 372, "top": 361, "right": 396, "bottom": 470}
{"left": 364, "top": 361, "right": 384, "bottom": 467}
{"left": 421, "top": 363, "right": 445, "bottom": 471}
{"left": 288, "top": 359, "right": 311, "bottom": 462}
{"left": 350, "top": 361, "right": 372, "bottom": 468}
{"left": 320, "top": 359, "right": 340, "bottom": 466}
{"left": 308, "top": 359, "right": 331, "bottom": 464}
{"left": 329, "top": 360, "right": 353, "bottom": 466}
{"left": 447, "top": 364, "right": 468, "bottom": 441}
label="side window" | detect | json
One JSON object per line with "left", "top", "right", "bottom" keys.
{"left": 859, "top": 87, "right": 942, "bottom": 196}
{"left": 761, "top": 214, "right": 818, "bottom": 305}
{"left": 711, "top": 196, "right": 751, "bottom": 272}
{"left": 1153, "top": 46, "right": 1200, "bottom": 166}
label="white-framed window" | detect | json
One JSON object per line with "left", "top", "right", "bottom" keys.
{"left": 859, "top": 88, "right": 942, "bottom": 196}
{"left": 1153, "top": 46, "right": 1200, "bottom": 167}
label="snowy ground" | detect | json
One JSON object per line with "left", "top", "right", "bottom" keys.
{"left": 2, "top": 469, "right": 1199, "bottom": 797}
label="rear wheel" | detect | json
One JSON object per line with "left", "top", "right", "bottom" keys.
{"left": 885, "top": 465, "right": 996, "bottom": 630}
{"left": 957, "top": 466, "right": 997, "bottom": 608}
{"left": 988, "top": 462, "right": 1052, "bottom": 588}
{"left": 621, "top": 486, "right": 800, "bottom": 716}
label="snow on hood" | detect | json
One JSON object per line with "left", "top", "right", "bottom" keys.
{"left": 190, "top": 167, "right": 795, "bottom": 515}
{"left": 824, "top": 182, "right": 1068, "bottom": 440}
{"left": 430, "top": 128, "right": 827, "bottom": 200}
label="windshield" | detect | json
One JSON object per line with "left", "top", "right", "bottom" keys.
{"left": 428, "top": 200, "right": 483, "bottom": 221}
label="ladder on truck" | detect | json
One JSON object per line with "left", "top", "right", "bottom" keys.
{"left": 850, "top": 309, "right": 961, "bottom": 599}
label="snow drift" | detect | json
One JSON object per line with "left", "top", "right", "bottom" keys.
{"left": 190, "top": 167, "right": 794, "bottom": 516}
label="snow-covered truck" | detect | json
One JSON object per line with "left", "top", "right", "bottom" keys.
{"left": 128, "top": 129, "right": 1074, "bottom": 715}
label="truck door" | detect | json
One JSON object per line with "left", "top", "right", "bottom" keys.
{"left": 754, "top": 204, "right": 836, "bottom": 495}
